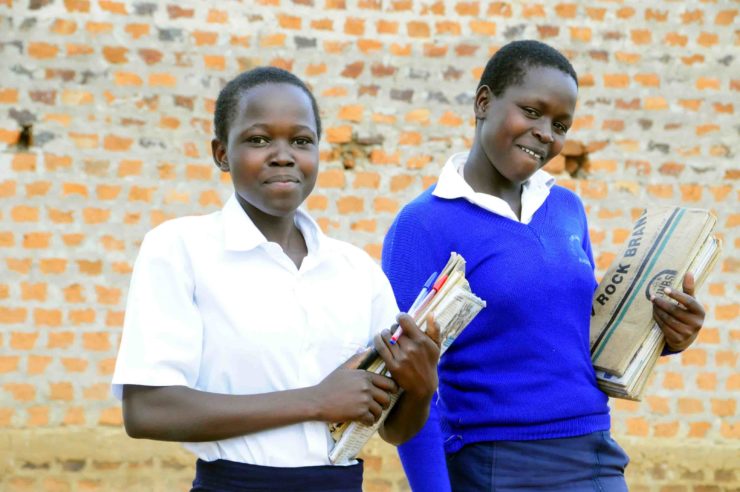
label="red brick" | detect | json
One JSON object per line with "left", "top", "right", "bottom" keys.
{"left": 337, "top": 196, "right": 364, "bottom": 214}
{"left": 344, "top": 18, "right": 364, "bottom": 36}
{"left": 21, "top": 282, "right": 46, "bottom": 301}
{"left": 522, "top": 4, "right": 545, "bottom": 17}
{"left": 29, "top": 42, "right": 59, "bottom": 59}
{"left": 10, "top": 332, "right": 39, "bottom": 350}
{"left": 83, "top": 332, "right": 111, "bottom": 351}
{"left": 317, "top": 169, "right": 346, "bottom": 188}
{"left": 27, "top": 356, "right": 52, "bottom": 376}
{"left": 4, "top": 383, "right": 35, "bottom": 401}
{"left": 629, "top": 31, "right": 652, "bottom": 47}
{"left": 407, "top": 21, "right": 430, "bottom": 38}
{"left": 48, "top": 332, "right": 74, "bottom": 350}
{"left": 125, "top": 23, "right": 149, "bottom": 39}
{"left": 326, "top": 126, "right": 353, "bottom": 143}
{"left": 207, "top": 9, "right": 227, "bottom": 23}
{"left": 470, "top": 20, "right": 495, "bottom": 36}
{"left": 376, "top": 20, "right": 398, "bottom": 34}
{"left": 664, "top": 32, "right": 688, "bottom": 47}
{"left": 51, "top": 18, "right": 77, "bottom": 35}
{"left": 488, "top": 2, "right": 511, "bottom": 16}
{"left": 99, "top": 0, "right": 126, "bottom": 14}
{"left": 715, "top": 9, "right": 737, "bottom": 25}
{"left": 555, "top": 3, "right": 577, "bottom": 18}
{"left": 0, "top": 356, "right": 20, "bottom": 373}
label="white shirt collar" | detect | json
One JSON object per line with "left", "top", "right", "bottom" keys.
{"left": 432, "top": 152, "right": 555, "bottom": 224}
{"left": 222, "top": 194, "right": 323, "bottom": 254}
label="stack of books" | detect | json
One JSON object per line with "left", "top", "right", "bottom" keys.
{"left": 328, "top": 252, "right": 485, "bottom": 464}
{"left": 589, "top": 207, "right": 722, "bottom": 400}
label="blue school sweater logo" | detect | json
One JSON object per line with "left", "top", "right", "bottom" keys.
{"left": 569, "top": 234, "right": 592, "bottom": 266}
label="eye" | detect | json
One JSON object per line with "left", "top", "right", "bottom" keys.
{"left": 246, "top": 136, "right": 269, "bottom": 146}
{"left": 553, "top": 122, "right": 569, "bottom": 134}
{"left": 293, "top": 136, "right": 314, "bottom": 147}
{"left": 522, "top": 107, "right": 539, "bottom": 118}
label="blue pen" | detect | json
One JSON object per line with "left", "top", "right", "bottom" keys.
{"left": 390, "top": 271, "right": 438, "bottom": 345}
{"left": 409, "top": 271, "right": 438, "bottom": 314}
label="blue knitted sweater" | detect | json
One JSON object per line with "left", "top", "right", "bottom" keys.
{"left": 382, "top": 185, "right": 611, "bottom": 491}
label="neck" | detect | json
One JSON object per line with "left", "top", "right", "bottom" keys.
{"left": 464, "top": 144, "right": 524, "bottom": 218}
{"left": 236, "top": 196, "right": 302, "bottom": 250}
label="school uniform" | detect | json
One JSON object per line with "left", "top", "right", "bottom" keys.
{"left": 383, "top": 152, "right": 628, "bottom": 491}
{"left": 112, "top": 194, "right": 399, "bottom": 490}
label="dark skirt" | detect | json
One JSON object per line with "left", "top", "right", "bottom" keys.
{"left": 190, "top": 458, "right": 363, "bottom": 492}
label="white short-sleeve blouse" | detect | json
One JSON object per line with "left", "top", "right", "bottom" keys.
{"left": 112, "top": 195, "right": 399, "bottom": 467}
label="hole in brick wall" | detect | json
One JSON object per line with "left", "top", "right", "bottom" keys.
{"left": 332, "top": 133, "right": 384, "bottom": 170}
{"left": 18, "top": 124, "right": 34, "bottom": 149}
{"left": 561, "top": 140, "right": 590, "bottom": 178}
{"left": 9, "top": 108, "right": 36, "bottom": 150}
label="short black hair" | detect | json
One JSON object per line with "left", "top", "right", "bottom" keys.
{"left": 477, "top": 40, "right": 578, "bottom": 96}
{"left": 213, "top": 66, "right": 322, "bottom": 143}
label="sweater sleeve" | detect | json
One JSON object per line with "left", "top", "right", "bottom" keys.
{"left": 398, "top": 401, "right": 451, "bottom": 492}
{"left": 382, "top": 204, "right": 452, "bottom": 491}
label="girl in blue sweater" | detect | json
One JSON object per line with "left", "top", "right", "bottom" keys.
{"left": 382, "top": 40, "right": 706, "bottom": 491}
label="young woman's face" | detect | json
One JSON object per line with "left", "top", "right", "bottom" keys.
{"left": 219, "top": 83, "right": 319, "bottom": 218}
{"left": 474, "top": 65, "right": 577, "bottom": 185}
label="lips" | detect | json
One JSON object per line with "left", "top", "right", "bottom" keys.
{"left": 264, "top": 174, "right": 300, "bottom": 184}
{"left": 517, "top": 144, "right": 546, "bottom": 162}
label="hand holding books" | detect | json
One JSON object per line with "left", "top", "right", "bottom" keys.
{"left": 590, "top": 207, "right": 720, "bottom": 401}
{"left": 375, "top": 312, "right": 441, "bottom": 402}
{"left": 328, "top": 252, "right": 486, "bottom": 463}
{"left": 312, "top": 349, "right": 399, "bottom": 427}
{"left": 650, "top": 272, "right": 705, "bottom": 353}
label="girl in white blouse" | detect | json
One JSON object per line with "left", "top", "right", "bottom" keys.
{"left": 112, "top": 66, "right": 440, "bottom": 491}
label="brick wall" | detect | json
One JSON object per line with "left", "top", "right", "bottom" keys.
{"left": 0, "top": 0, "right": 737, "bottom": 490}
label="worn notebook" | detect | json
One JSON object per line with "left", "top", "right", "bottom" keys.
{"left": 328, "top": 252, "right": 485, "bottom": 464}
{"left": 590, "top": 207, "right": 721, "bottom": 400}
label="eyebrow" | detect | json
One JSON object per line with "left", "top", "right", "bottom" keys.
{"left": 243, "top": 123, "right": 316, "bottom": 133}
{"left": 236, "top": 123, "right": 317, "bottom": 138}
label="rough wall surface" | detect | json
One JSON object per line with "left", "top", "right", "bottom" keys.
{"left": 0, "top": 0, "right": 737, "bottom": 490}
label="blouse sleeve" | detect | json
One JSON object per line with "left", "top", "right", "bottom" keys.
{"left": 111, "top": 225, "right": 204, "bottom": 400}
{"left": 368, "top": 260, "right": 401, "bottom": 342}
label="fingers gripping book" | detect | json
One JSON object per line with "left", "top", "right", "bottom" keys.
{"left": 328, "top": 252, "right": 486, "bottom": 464}
{"left": 589, "top": 207, "right": 721, "bottom": 400}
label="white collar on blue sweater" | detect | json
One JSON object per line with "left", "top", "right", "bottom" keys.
{"left": 433, "top": 152, "right": 555, "bottom": 225}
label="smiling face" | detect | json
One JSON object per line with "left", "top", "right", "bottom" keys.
{"left": 468, "top": 65, "right": 577, "bottom": 192}
{"left": 212, "top": 83, "right": 319, "bottom": 221}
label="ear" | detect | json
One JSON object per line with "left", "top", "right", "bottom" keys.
{"left": 211, "top": 139, "right": 229, "bottom": 172}
{"left": 474, "top": 85, "right": 493, "bottom": 119}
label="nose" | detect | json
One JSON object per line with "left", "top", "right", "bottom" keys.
{"left": 270, "top": 140, "right": 294, "bottom": 166}
{"left": 532, "top": 120, "right": 554, "bottom": 144}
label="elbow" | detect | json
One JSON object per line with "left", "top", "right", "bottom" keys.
{"left": 124, "top": 422, "right": 145, "bottom": 439}
{"left": 381, "top": 425, "right": 420, "bottom": 446}
{"left": 122, "top": 393, "right": 166, "bottom": 440}
{"left": 122, "top": 405, "right": 152, "bottom": 439}
{"left": 379, "top": 427, "right": 404, "bottom": 446}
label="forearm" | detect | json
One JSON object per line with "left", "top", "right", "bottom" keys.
{"left": 378, "top": 391, "right": 432, "bottom": 445}
{"left": 122, "top": 384, "right": 321, "bottom": 442}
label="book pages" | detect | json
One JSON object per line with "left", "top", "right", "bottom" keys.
{"left": 591, "top": 208, "right": 722, "bottom": 400}
{"left": 328, "top": 252, "right": 485, "bottom": 464}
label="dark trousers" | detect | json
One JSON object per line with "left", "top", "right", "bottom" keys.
{"left": 446, "top": 431, "right": 629, "bottom": 491}
{"left": 191, "top": 458, "right": 363, "bottom": 492}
